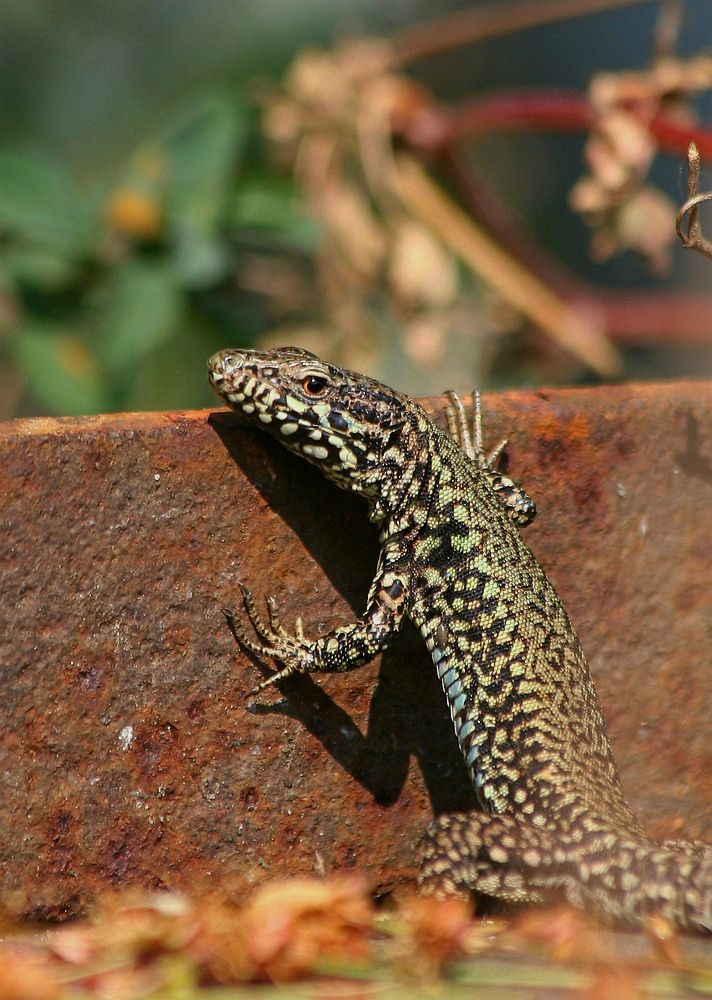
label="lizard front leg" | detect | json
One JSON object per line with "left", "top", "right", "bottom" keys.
{"left": 224, "top": 545, "right": 410, "bottom": 694}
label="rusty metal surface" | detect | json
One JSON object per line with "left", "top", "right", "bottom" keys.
{"left": 0, "top": 381, "right": 711, "bottom": 919}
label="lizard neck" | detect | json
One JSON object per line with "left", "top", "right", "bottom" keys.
{"left": 367, "top": 409, "right": 442, "bottom": 527}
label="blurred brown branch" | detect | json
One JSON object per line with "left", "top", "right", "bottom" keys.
{"left": 391, "top": 0, "right": 653, "bottom": 66}
{"left": 391, "top": 153, "right": 622, "bottom": 376}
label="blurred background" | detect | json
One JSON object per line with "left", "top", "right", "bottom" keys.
{"left": 1, "top": 0, "right": 711, "bottom": 418}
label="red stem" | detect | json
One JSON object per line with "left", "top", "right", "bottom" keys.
{"left": 403, "top": 89, "right": 712, "bottom": 162}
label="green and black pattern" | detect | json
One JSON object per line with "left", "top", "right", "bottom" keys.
{"left": 208, "top": 346, "right": 712, "bottom": 932}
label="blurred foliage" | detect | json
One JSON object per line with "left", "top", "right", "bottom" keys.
{"left": 2, "top": 2, "right": 711, "bottom": 419}
{"left": 0, "top": 91, "right": 318, "bottom": 418}
{"left": 1, "top": 879, "right": 712, "bottom": 998}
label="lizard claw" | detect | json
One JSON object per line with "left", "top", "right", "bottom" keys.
{"left": 224, "top": 586, "right": 317, "bottom": 693}
{"left": 248, "top": 662, "right": 299, "bottom": 695}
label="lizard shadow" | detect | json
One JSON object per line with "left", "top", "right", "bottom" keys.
{"left": 209, "top": 410, "right": 477, "bottom": 818}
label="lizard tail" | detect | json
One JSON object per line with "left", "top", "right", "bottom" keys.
{"left": 419, "top": 811, "right": 712, "bottom": 932}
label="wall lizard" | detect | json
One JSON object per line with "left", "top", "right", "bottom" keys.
{"left": 208, "top": 346, "right": 712, "bottom": 932}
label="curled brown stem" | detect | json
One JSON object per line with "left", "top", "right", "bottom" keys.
{"left": 676, "top": 142, "right": 712, "bottom": 261}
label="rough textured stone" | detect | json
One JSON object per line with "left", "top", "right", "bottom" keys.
{"left": 0, "top": 381, "right": 710, "bottom": 918}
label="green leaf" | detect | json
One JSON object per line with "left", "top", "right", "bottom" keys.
{"left": 97, "top": 260, "right": 182, "bottom": 373}
{"left": 0, "top": 150, "right": 95, "bottom": 255}
{"left": 1, "top": 246, "right": 79, "bottom": 291}
{"left": 9, "top": 321, "right": 108, "bottom": 416}
{"left": 171, "top": 228, "right": 228, "bottom": 287}
{"left": 230, "top": 180, "right": 318, "bottom": 250}
{"left": 162, "top": 92, "right": 249, "bottom": 237}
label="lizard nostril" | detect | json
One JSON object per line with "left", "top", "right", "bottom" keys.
{"left": 209, "top": 350, "right": 242, "bottom": 375}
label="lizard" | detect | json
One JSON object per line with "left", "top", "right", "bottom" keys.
{"left": 207, "top": 345, "right": 712, "bottom": 932}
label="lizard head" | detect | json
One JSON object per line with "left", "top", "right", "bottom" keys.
{"left": 208, "top": 347, "right": 413, "bottom": 498}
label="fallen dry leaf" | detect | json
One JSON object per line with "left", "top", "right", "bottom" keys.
{"left": 387, "top": 893, "right": 473, "bottom": 979}
{"left": 194, "top": 876, "right": 374, "bottom": 984}
{"left": 0, "top": 947, "right": 61, "bottom": 1000}
{"left": 509, "top": 905, "right": 602, "bottom": 965}
{"left": 585, "top": 963, "right": 643, "bottom": 1000}
{"left": 246, "top": 876, "right": 374, "bottom": 982}
{"left": 90, "top": 891, "right": 198, "bottom": 962}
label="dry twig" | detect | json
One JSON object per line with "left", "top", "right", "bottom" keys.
{"left": 676, "top": 141, "right": 712, "bottom": 261}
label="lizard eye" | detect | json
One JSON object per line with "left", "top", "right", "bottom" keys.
{"left": 302, "top": 374, "right": 328, "bottom": 396}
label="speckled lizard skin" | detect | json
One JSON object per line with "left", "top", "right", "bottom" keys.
{"left": 208, "top": 346, "right": 712, "bottom": 932}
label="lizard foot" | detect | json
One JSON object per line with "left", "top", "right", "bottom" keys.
{"left": 444, "top": 391, "right": 536, "bottom": 527}
{"left": 223, "top": 584, "right": 317, "bottom": 694}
